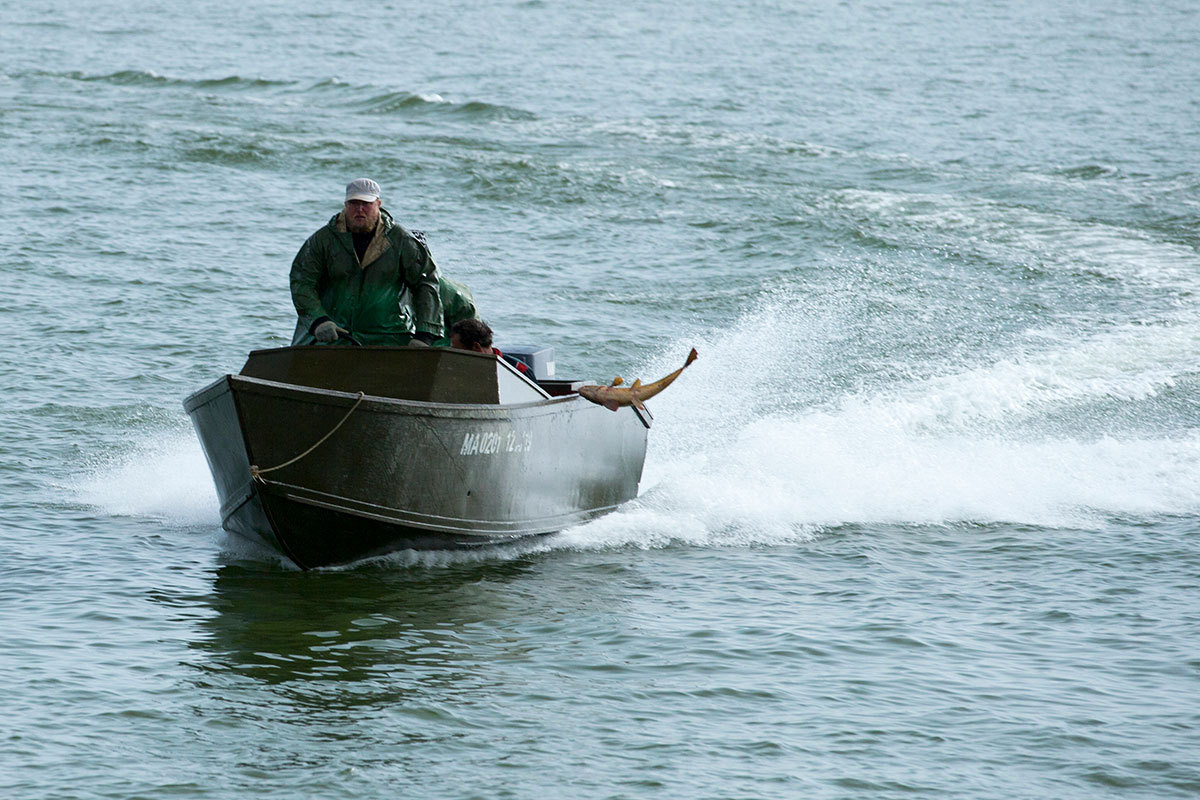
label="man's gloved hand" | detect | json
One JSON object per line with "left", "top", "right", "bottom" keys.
{"left": 411, "top": 331, "right": 437, "bottom": 347}
{"left": 314, "top": 320, "right": 349, "bottom": 343}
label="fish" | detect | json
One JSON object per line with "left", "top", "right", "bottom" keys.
{"left": 577, "top": 348, "right": 698, "bottom": 411}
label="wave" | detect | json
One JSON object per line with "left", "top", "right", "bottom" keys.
{"left": 23, "top": 69, "right": 533, "bottom": 121}
{"left": 459, "top": 151, "right": 680, "bottom": 208}
{"left": 176, "top": 133, "right": 283, "bottom": 166}
{"left": 351, "top": 89, "right": 535, "bottom": 120}
{"left": 1052, "top": 164, "right": 1122, "bottom": 180}
{"left": 43, "top": 69, "right": 294, "bottom": 90}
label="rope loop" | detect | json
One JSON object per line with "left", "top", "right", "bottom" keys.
{"left": 250, "top": 391, "right": 366, "bottom": 482}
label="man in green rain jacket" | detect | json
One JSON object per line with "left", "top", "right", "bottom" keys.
{"left": 290, "top": 178, "right": 443, "bottom": 346}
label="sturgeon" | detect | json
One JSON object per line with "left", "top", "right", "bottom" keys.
{"left": 578, "top": 348, "right": 699, "bottom": 411}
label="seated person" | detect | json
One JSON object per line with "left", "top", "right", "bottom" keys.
{"left": 436, "top": 276, "right": 478, "bottom": 347}
{"left": 449, "top": 317, "right": 493, "bottom": 353}
{"left": 401, "top": 229, "right": 475, "bottom": 347}
{"left": 450, "top": 318, "right": 531, "bottom": 376}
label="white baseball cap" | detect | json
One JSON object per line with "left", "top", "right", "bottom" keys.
{"left": 345, "top": 178, "right": 381, "bottom": 202}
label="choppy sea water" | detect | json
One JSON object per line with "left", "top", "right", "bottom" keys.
{"left": 3, "top": 1, "right": 1200, "bottom": 797}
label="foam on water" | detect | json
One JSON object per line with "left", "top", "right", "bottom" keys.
{"left": 74, "top": 430, "right": 219, "bottom": 525}
{"left": 611, "top": 286, "right": 1200, "bottom": 543}
{"left": 844, "top": 314, "right": 1200, "bottom": 431}
{"left": 638, "top": 417, "right": 1200, "bottom": 535}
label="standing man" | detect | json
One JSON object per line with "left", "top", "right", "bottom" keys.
{"left": 289, "top": 178, "right": 443, "bottom": 346}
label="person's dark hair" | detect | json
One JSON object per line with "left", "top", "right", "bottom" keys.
{"left": 451, "top": 317, "right": 493, "bottom": 350}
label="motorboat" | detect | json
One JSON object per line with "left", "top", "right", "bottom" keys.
{"left": 184, "top": 344, "right": 653, "bottom": 569}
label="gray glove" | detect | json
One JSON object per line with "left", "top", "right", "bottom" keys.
{"left": 314, "top": 320, "right": 348, "bottom": 343}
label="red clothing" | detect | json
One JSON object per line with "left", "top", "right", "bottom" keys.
{"left": 493, "top": 347, "right": 530, "bottom": 375}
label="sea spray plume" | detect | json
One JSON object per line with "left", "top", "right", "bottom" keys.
{"left": 578, "top": 349, "right": 699, "bottom": 411}
{"left": 73, "top": 430, "right": 219, "bottom": 524}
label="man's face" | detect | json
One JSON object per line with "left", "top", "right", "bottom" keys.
{"left": 344, "top": 198, "right": 381, "bottom": 233}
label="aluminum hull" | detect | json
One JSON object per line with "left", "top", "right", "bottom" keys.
{"left": 184, "top": 347, "right": 649, "bottom": 568}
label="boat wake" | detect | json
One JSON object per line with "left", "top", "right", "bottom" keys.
{"left": 600, "top": 286, "right": 1200, "bottom": 547}
{"left": 74, "top": 283, "right": 1200, "bottom": 565}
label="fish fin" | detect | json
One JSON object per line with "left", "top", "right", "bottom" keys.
{"left": 685, "top": 348, "right": 698, "bottom": 367}
{"left": 611, "top": 377, "right": 624, "bottom": 387}
{"left": 631, "top": 379, "right": 642, "bottom": 389}
{"left": 603, "top": 399, "right": 620, "bottom": 412}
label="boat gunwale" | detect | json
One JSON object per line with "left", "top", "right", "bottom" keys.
{"left": 221, "top": 372, "right": 603, "bottom": 420}
{"left": 182, "top": 375, "right": 233, "bottom": 413}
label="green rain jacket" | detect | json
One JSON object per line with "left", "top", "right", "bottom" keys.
{"left": 434, "top": 276, "right": 478, "bottom": 347}
{"left": 290, "top": 209, "right": 443, "bottom": 346}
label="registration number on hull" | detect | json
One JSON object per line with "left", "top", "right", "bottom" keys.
{"left": 460, "top": 430, "right": 533, "bottom": 456}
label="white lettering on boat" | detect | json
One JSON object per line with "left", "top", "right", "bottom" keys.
{"left": 460, "top": 429, "right": 532, "bottom": 456}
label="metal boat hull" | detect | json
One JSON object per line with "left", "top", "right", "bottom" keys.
{"left": 184, "top": 348, "right": 648, "bottom": 568}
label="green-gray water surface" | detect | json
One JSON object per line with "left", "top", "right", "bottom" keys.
{"left": 2, "top": 1, "right": 1200, "bottom": 797}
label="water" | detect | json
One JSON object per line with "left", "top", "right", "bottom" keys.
{"left": 3, "top": 0, "right": 1199, "bottom": 797}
